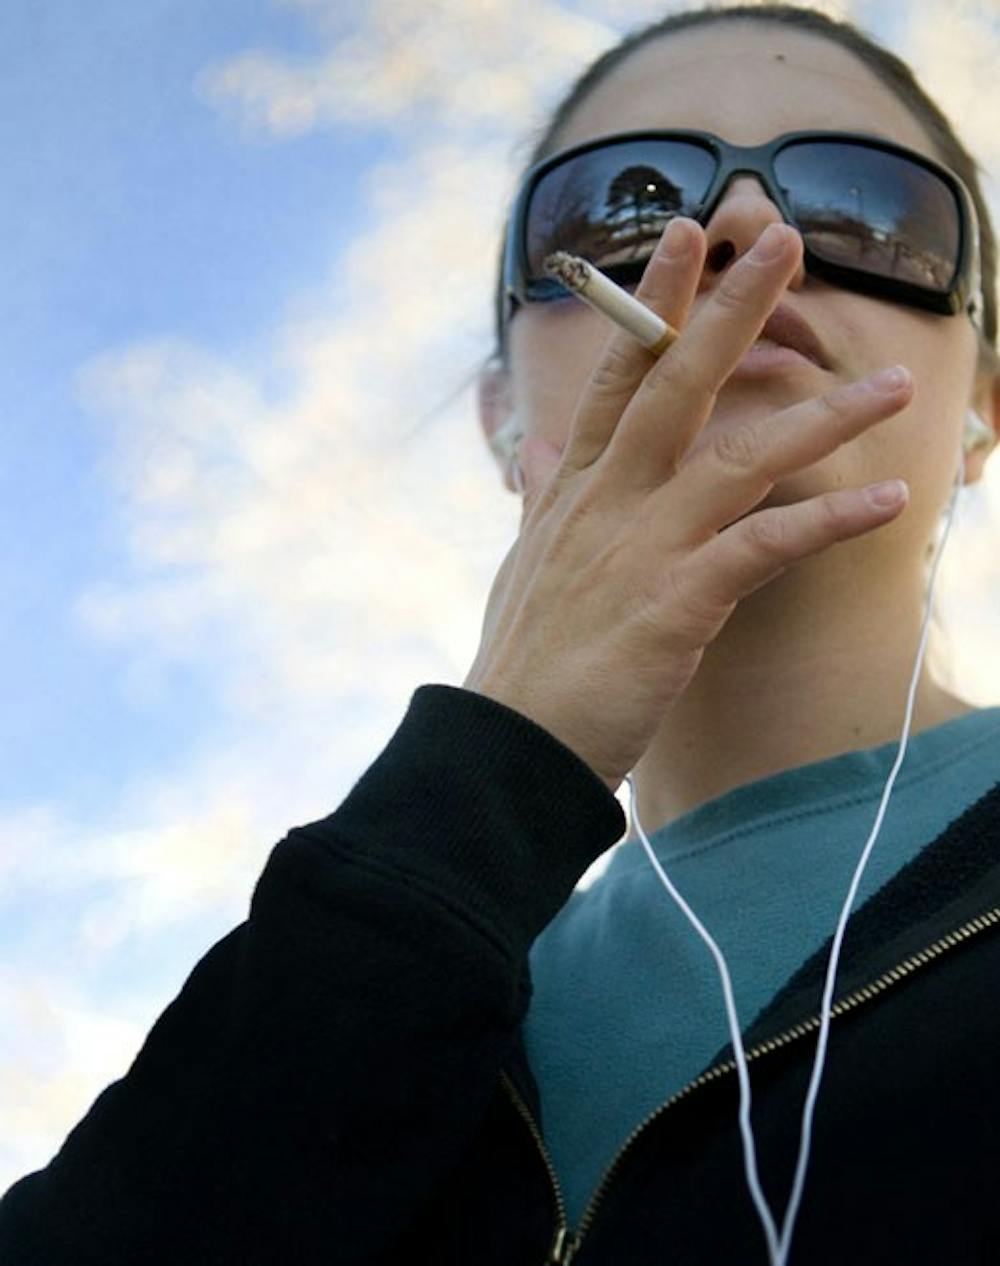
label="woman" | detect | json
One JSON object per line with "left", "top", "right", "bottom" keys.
{"left": 2, "top": 4, "right": 999, "bottom": 1264}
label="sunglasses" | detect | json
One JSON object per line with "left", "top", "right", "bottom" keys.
{"left": 500, "top": 129, "right": 984, "bottom": 341}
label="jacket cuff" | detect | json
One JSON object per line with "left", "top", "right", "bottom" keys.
{"left": 268, "top": 684, "right": 626, "bottom": 959}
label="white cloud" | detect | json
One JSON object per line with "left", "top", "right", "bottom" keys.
{"left": 74, "top": 145, "right": 522, "bottom": 711}
{"left": 0, "top": 969, "right": 149, "bottom": 1185}
{"left": 197, "top": 0, "right": 617, "bottom": 140}
{"left": 905, "top": 0, "right": 1000, "bottom": 153}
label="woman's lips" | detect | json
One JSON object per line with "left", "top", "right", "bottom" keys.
{"left": 760, "top": 303, "right": 830, "bottom": 367}
{"left": 694, "top": 300, "right": 831, "bottom": 381}
{"left": 729, "top": 339, "right": 825, "bottom": 378}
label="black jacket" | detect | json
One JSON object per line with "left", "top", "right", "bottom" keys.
{"left": 2, "top": 684, "right": 999, "bottom": 1264}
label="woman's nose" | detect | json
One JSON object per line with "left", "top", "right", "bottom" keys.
{"left": 698, "top": 175, "right": 807, "bottom": 290}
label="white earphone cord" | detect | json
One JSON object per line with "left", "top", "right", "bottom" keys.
{"left": 625, "top": 442, "right": 967, "bottom": 1266}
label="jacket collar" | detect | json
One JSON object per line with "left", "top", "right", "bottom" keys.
{"left": 722, "top": 778, "right": 1000, "bottom": 1059}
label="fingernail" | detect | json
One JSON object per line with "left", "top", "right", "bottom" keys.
{"left": 662, "top": 217, "right": 692, "bottom": 258}
{"left": 750, "top": 224, "right": 788, "bottom": 261}
{"left": 870, "top": 365, "right": 911, "bottom": 392}
{"left": 866, "top": 478, "right": 909, "bottom": 509}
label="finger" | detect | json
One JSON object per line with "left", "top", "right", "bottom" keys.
{"left": 660, "top": 479, "right": 910, "bottom": 644}
{"left": 609, "top": 223, "right": 804, "bottom": 484}
{"left": 664, "top": 365, "right": 914, "bottom": 543}
{"left": 559, "top": 217, "right": 707, "bottom": 475}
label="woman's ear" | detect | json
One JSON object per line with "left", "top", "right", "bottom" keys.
{"left": 963, "top": 370, "right": 1000, "bottom": 484}
{"left": 477, "top": 359, "right": 521, "bottom": 492}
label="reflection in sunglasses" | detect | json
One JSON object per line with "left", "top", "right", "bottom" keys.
{"left": 525, "top": 137, "right": 961, "bottom": 298}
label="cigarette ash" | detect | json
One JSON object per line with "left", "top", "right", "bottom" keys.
{"left": 543, "top": 251, "right": 590, "bottom": 292}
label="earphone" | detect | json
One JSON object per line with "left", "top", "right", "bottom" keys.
{"left": 488, "top": 412, "right": 526, "bottom": 494}
{"left": 498, "top": 405, "right": 990, "bottom": 1262}
{"left": 964, "top": 406, "right": 995, "bottom": 453}
{"left": 624, "top": 424, "right": 980, "bottom": 1265}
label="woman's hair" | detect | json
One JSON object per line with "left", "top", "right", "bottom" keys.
{"left": 494, "top": 2, "right": 1000, "bottom": 376}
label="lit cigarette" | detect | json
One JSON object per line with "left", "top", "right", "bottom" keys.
{"left": 543, "top": 252, "right": 681, "bottom": 355}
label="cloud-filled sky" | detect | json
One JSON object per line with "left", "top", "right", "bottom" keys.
{"left": 2, "top": 0, "right": 999, "bottom": 1190}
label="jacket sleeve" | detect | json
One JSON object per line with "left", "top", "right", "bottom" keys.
{"left": 0, "top": 684, "right": 625, "bottom": 1265}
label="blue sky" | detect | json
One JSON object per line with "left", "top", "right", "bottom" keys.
{"left": 0, "top": 1, "right": 392, "bottom": 818}
{"left": 2, "top": 0, "right": 999, "bottom": 1192}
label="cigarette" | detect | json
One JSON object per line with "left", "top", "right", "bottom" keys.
{"left": 543, "top": 252, "right": 681, "bottom": 355}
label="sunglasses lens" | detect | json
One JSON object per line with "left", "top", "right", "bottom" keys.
{"left": 774, "top": 141, "right": 961, "bottom": 292}
{"left": 525, "top": 140, "right": 715, "bottom": 290}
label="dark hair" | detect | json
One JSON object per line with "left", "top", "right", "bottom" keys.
{"left": 494, "top": 2, "right": 1000, "bottom": 375}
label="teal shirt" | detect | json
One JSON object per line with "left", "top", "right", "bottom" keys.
{"left": 524, "top": 708, "right": 1000, "bottom": 1226}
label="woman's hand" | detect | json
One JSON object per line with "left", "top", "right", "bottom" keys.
{"left": 463, "top": 217, "right": 912, "bottom": 793}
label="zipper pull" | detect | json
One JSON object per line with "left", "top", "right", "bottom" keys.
{"left": 548, "top": 1225, "right": 579, "bottom": 1264}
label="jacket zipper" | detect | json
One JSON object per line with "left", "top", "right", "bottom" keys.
{"left": 501, "top": 905, "right": 1000, "bottom": 1264}
{"left": 499, "top": 1071, "right": 580, "bottom": 1263}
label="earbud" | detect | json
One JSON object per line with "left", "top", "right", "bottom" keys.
{"left": 963, "top": 409, "right": 993, "bottom": 453}
{"left": 488, "top": 414, "right": 525, "bottom": 495}
{"left": 629, "top": 420, "right": 970, "bottom": 1266}
{"left": 509, "top": 448, "right": 525, "bottom": 496}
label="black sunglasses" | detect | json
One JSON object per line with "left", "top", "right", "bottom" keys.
{"left": 500, "top": 129, "right": 983, "bottom": 343}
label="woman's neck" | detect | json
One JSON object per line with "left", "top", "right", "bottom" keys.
{"left": 630, "top": 546, "right": 973, "bottom": 834}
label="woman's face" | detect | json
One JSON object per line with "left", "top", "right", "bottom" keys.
{"left": 488, "top": 23, "right": 992, "bottom": 533}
